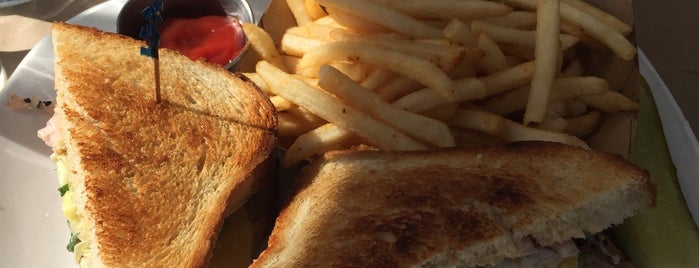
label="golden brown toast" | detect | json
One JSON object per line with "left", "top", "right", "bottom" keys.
{"left": 251, "top": 141, "right": 654, "bottom": 267}
{"left": 49, "top": 22, "right": 277, "bottom": 267}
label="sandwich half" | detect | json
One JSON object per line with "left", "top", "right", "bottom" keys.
{"left": 38, "top": 22, "right": 277, "bottom": 267}
{"left": 251, "top": 141, "right": 654, "bottom": 267}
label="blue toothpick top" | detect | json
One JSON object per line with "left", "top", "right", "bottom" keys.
{"left": 139, "top": 0, "right": 164, "bottom": 58}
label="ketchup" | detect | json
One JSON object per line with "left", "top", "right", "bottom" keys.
{"left": 159, "top": 15, "right": 246, "bottom": 66}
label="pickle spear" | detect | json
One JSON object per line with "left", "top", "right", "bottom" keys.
{"left": 612, "top": 78, "right": 699, "bottom": 267}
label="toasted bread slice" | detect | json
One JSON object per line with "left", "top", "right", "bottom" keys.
{"left": 49, "top": 22, "right": 277, "bottom": 267}
{"left": 252, "top": 141, "right": 654, "bottom": 267}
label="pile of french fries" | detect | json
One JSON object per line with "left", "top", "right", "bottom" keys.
{"left": 241, "top": 0, "right": 638, "bottom": 166}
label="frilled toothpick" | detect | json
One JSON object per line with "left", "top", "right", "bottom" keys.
{"left": 139, "top": 0, "right": 164, "bottom": 103}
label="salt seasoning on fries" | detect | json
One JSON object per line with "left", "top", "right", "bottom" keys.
{"left": 240, "top": 0, "right": 639, "bottom": 165}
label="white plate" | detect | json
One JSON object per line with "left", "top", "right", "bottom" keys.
{"left": 639, "top": 49, "right": 699, "bottom": 224}
{"left": 1, "top": 1, "right": 697, "bottom": 267}
{"left": 0, "top": 2, "right": 125, "bottom": 267}
{"left": 0, "top": 0, "right": 274, "bottom": 266}
{"left": 0, "top": 2, "right": 126, "bottom": 267}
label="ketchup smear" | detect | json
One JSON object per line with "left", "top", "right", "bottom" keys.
{"left": 160, "top": 15, "right": 246, "bottom": 66}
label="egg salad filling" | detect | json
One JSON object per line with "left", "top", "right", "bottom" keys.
{"left": 53, "top": 153, "right": 91, "bottom": 267}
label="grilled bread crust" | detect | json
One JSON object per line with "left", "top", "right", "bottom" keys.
{"left": 51, "top": 22, "right": 277, "bottom": 267}
{"left": 252, "top": 141, "right": 654, "bottom": 267}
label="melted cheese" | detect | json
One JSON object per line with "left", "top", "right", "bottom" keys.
{"left": 53, "top": 153, "right": 91, "bottom": 267}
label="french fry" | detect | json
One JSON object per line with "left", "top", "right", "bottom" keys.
{"left": 416, "top": 38, "right": 453, "bottom": 46}
{"left": 242, "top": 23, "right": 288, "bottom": 71}
{"left": 327, "top": 61, "right": 372, "bottom": 82}
{"left": 318, "top": 65, "right": 455, "bottom": 147}
{"left": 443, "top": 19, "right": 478, "bottom": 47}
{"left": 296, "top": 42, "right": 458, "bottom": 101}
{"left": 561, "top": 59, "right": 584, "bottom": 77}
{"left": 286, "top": 23, "right": 340, "bottom": 41}
{"left": 257, "top": 60, "right": 428, "bottom": 151}
{"left": 361, "top": 68, "right": 396, "bottom": 91}
{"left": 324, "top": 7, "right": 390, "bottom": 33}
{"left": 313, "top": 15, "right": 342, "bottom": 27}
{"left": 578, "top": 91, "right": 639, "bottom": 113}
{"left": 451, "top": 127, "right": 506, "bottom": 146}
{"left": 499, "top": 117, "right": 589, "bottom": 148}
{"left": 480, "top": 60, "right": 535, "bottom": 96}
{"left": 270, "top": 95, "right": 295, "bottom": 111}
{"left": 561, "top": 0, "right": 632, "bottom": 36}
{"left": 559, "top": 19, "right": 606, "bottom": 51}
{"left": 523, "top": 0, "right": 561, "bottom": 125}
{"left": 504, "top": 0, "right": 636, "bottom": 60}
{"left": 537, "top": 115, "right": 568, "bottom": 132}
{"left": 281, "top": 55, "right": 301, "bottom": 72}
{"left": 449, "top": 107, "right": 507, "bottom": 135}
{"left": 481, "top": 11, "right": 538, "bottom": 29}
{"left": 565, "top": 99, "right": 588, "bottom": 117}
{"left": 475, "top": 32, "right": 510, "bottom": 74}
{"left": 304, "top": 0, "right": 327, "bottom": 21}
{"left": 287, "top": 106, "right": 327, "bottom": 126}
{"left": 284, "top": 123, "right": 356, "bottom": 166}
{"left": 392, "top": 78, "right": 487, "bottom": 112}
{"left": 374, "top": 75, "right": 422, "bottom": 102}
{"left": 371, "top": 0, "right": 513, "bottom": 21}
{"left": 505, "top": 55, "right": 527, "bottom": 67}
{"left": 329, "top": 30, "right": 474, "bottom": 70}
{"left": 242, "top": 72, "right": 270, "bottom": 93}
{"left": 422, "top": 20, "right": 451, "bottom": 31}
{"left": 286, "top": 0, "right": 312, "bottom": 26}
{"left": 481, "top": 76, "right": 609, "bottom": 115}
{"left": 389, "top": 88, "right": 440, "bottom": 111}
{"left": 261, "top": 0, "right": 298, "bottom": 46}
{"left": 480, "top": 86, "right": 529, "bottom": 115}
{"left": 293, "top": 75, "right": 320, "bottom": 87}
{"left": 317, "top": 0, "right": 444, "bottom": 39}
{"left": 471, "top": 20, "right": 579, "bottom": 50}
{"left": 446, "top": 59, "right": 478, "bottom": 79}
{"left": 278, "top": 112, "right": 324, "bottom": 136}
{"left": 564, "top": 110, "right": 602, "bottom": 137}
{"left": 498, "top": 42, "right": 536, "bottom": 60}
{"left": 420, "top": 103, "right": 459, "bottom": 122}
{"left": 280, "top": 32, "right": 329, "bottom": 57}
{"left": 538, "top": 100, "right": 568, "bottom": 127}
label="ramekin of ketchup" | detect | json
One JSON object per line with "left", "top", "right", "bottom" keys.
{"left": 159, "top": 16, "right": 247, "bottom": 67}
{"left": 117, "top": 0, "right": 254, "bottom": 71}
